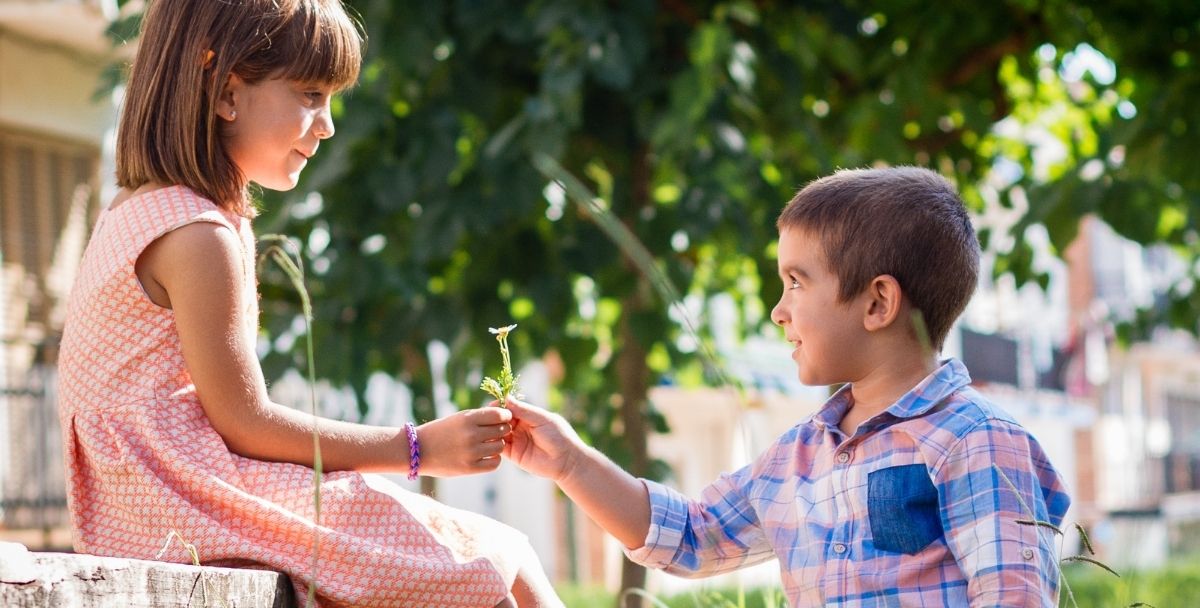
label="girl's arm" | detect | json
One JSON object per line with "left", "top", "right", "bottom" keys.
{"left": 139, "top": 221, "right": 506, "bottom": 475}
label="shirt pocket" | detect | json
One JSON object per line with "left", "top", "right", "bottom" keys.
{"left": 867, "top": 464, "right": 944, "bottom": 554}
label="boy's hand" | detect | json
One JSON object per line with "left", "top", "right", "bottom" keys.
{"left": 504, "top": 397, "right": 652, "bottom": 549}
{"left": 501, "top": 398, "right": 584, "bottom": 482}
{"left": 416, "top": 407, "right": 512, "bottom": 477}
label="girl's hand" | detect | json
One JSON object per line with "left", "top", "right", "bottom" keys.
{"left": 416, "top": 407, "right": 513, "bottom": 477}
{"left": 501, "top": 398, "right": 585, "bottom": 483}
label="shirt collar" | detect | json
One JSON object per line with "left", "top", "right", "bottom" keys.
{"left": 811, "top": 358, "right": 972, "bottom": 431}
{"left": 884, "top": 358, "right": 972, "bottom": 418}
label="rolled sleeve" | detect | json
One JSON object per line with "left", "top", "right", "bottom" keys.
{"left": 623, "top": 468, "right": 771, "bottom": 577}
{"left": 936, "top": 419, "right": 1069, "bottom": 607}
{"left": 624, "top": 479, "right": 690, "bottom": 569}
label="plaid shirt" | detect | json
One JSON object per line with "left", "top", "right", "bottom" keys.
{"left": 627, "top": 359, "right": 1070, "bottom": 607}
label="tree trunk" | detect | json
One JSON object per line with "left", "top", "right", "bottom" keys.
{"left": 615, "top": 142, "right": 654, "bottom": 608}
{"left": 615, "top": 302, "right": 650, "bottom": 607}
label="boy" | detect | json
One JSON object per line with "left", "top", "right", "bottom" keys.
{"left": 503, "top": 167, "right": 1071, "bottom": 606}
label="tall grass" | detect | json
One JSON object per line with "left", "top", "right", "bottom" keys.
{"left": 560, "top": 570, "right": 1200, "bottom": 608}
{"left": 258, "top": 235, "right": 323, "bottom": 606}
{"left": 1064, "top": 559, "right": 1200, "bottom": 607}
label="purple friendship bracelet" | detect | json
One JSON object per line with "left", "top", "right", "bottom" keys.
{"left": 403, "top": 422, "right": 420, "bottom": 481}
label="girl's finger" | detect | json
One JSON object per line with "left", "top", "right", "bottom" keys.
{"left": 473, "top": 406, "right": 512, "bottom": 426}
{"left": 475, "top": 455, "right": 502, "bottom": 471}
{"left": 477, "top": 439, "right": 504, "bottom": 458}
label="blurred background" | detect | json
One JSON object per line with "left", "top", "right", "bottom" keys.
{"left": 2, "top": 0, "right": 1200, "bottom": 605}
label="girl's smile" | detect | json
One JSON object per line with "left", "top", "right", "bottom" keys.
{"left": 219, "top": 76, "right": 335, "bottom": 191}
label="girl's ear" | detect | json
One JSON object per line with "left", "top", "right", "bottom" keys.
{"left": 862, "top": 274, "right": 904, "bottom": 332}
{"left": 215, "top": 73, "right": 245, "bottom": 122}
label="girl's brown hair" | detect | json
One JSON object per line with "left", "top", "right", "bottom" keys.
{"left": 116, "top": 0, "right": 363, "bottom": 216}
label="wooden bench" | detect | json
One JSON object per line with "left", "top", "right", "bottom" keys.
{"left": 0, "top": 542, "right": 295, "bottom": 607}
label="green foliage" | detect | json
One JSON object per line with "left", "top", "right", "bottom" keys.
{"left": 254, "top": 0, "right": 1200, "bottom": 426}
{"left": 557, "top": 584, "right": 792, "bottom": 608}
{"left": 245, "top": 6, "right": 1200, "bottom": 593}
{"left": 1063, "top": 559, "right": 1200, "bottom": 608}
{"left": 560, "top": 567, "right": 1200, "bottom": 608}
{"left": 95, "top": 1, "right": 1200, "bottom": 601}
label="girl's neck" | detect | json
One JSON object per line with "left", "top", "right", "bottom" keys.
{"left": 110, "top": 181, "right": 172, "bottom": 211}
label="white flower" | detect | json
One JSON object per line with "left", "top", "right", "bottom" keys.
{"left": 488, "top": 324, "right": 518, "bottom": 338}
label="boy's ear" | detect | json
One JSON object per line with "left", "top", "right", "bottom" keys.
{"left": 215, "top": 73, "right": 244, "bottom": 122}
{"left": 862, "top": 274, "right": 904, "bottom": 332}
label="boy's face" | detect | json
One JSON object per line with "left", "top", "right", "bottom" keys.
{"left": 770, "top": 228, "right": 868, "bottom": 386}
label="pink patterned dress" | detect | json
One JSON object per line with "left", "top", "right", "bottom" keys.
{"left": 58, "top": 185, "right": 520, "bottom": 607}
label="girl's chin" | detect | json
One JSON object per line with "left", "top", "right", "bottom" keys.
{"left": 251, "top": 176, "right": 301, "bottom": 192}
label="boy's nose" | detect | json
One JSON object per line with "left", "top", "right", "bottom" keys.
{"left": 770, "top": 302, "right": 787, "bottom": 326}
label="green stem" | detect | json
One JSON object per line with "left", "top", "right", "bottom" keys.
{"left": 259, "top": 235, "right": 322, "bottom": 605}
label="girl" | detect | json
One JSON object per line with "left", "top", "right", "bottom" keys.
{"left": 57, "top": 1, "right": 560, "bottom": 606}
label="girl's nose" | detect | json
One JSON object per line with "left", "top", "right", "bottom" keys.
{"left": 313, "top": 108, "right": 335, "bottom": 140}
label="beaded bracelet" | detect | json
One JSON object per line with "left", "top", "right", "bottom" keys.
{"left": 403, "top": 422, "right": 421, "bottom": 481}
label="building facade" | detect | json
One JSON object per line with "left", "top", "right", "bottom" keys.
{"left": 0, "top": 0, "right": 120, "bottom": 544}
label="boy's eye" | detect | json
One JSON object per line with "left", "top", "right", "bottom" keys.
{"left": 788, "top": 278, "right": 801, "bottom": 290}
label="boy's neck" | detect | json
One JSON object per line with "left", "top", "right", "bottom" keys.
{"left": 839, "top": 353, "right": 939, "bottom": 437}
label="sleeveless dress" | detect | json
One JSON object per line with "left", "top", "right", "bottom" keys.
{"left": 57, "top": 185, "right": 520, "bottom": 607}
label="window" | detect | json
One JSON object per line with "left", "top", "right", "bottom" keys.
{"left": 0, "top": 127, "right": 99, "bottom": 362}
{"left": 1163, "top": 391, "right": 1200, "bottom": 494}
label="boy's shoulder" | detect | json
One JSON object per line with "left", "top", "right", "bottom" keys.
{"left": 925, "top": 385, "right": 1023, "bottom": 435}
{"left": 890, "top": 383, "right": 1047, "bottom": 476}
{"left": 886, "top": 358, "right": 1029, "bottom": 440}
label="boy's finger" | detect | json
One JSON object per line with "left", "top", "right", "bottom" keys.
{"left": 505, "top": 398, "right": 543, "bottom": 420}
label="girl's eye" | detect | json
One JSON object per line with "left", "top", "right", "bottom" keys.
{"left": 788, "top": 278, "right": 801, "bottom": 290}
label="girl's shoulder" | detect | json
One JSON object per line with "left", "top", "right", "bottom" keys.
{"left": 97, "top": 184, "right": 246, "bottom": 255}
{"left": 106, "top": 183, "right": 218, "bottom": 213}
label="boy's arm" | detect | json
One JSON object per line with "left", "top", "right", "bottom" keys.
{"left": 936, "top": 419, "right": 1071, "bottom": 608}
{"left": 502, "top": 399, "right": 650, "bottom": 549}
{"left": 505, "top": 399, "right": 774, "bottom": 576}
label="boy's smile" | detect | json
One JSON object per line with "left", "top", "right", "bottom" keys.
{"left": 771, "top": 228, "right": 869, "bottom": 387}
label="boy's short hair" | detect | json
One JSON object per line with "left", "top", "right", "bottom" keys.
{"left": 777, "top": 167, "right": 979, "bottom": 350}
{"left": 116, "top": 0, "right": 363, "bottom": 216}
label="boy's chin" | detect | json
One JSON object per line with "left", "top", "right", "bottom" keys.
{"left": 797, "top": 368, "right": 836, "bottom": 388}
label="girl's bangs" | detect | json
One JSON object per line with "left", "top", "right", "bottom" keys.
{"left": 277, "top": 1, "right": 363, "bottom": 91}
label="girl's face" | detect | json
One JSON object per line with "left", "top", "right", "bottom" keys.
{"left": 218, "top": 75, "right": 336, "bottom": 191}
{"left": 770, "top": 228, "right": 869, "bottom": 386}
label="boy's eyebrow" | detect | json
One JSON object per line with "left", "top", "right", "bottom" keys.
{"left": 779, "top": 265, "right": 812, "bottom": 279}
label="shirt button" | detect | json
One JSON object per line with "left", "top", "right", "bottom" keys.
{"left": 836, "top": 451, "right": 851, "bottom": 464}
{"left": 833, "top": 543, "right": 847, "bottom": 554}
{"left": 1021, "top": 548, "right": 1035, "bottom": 560}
